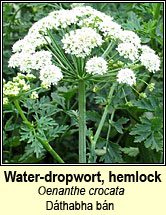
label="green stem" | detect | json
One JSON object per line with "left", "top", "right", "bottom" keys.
{"left": 102, "top": 41, "right": 114, "bottom": 58}
{"left": 78, "top": 80, "right": 86, "bottom": 163}
{"left": 13, "top": 99, "right": 64, "bottom": 163}
{"left": 93, "top": 83, "right": 116, "bottom": 146}
{"left": 13, "top": 100, "right": 30, "bottom": 125}
{"left": 106, "top": 108, "right": 115, "bottom": 143}
{"left": 36, "top": 137, "right": 64, "bottom": 163}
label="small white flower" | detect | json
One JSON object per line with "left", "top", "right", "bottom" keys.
{"left": 13, "top": 76, "right": 26, "bottom": 87}
{"left": 40, "top": 65, "right": 63, "bottom": 87}
{"left": 26, "top": 73, "right": 36, "bottom": 80}
{"left": 62, "top": 27, "right": 103, "bottom": 58}
{"left": 8, "top": 52, "right": 34, "bottom": 73}
{"left": 140, "top": 53, "right": 160, "bottom": 73}
{"left": 99, "top": 20, "right": 121, "bottom": 39}
{"left": 22, "top": 84, "right": 30, "bottom": 91}
{"left": 86, "top": 57, "right": 107, "bottom": 75}
{"left": 30, "top": 91, "right": 38, "bottom": 99}
{"left": 117, "top": 68, "right": 136, "bottom": 86}
{"left": 31, "top": 51, "right": 52, "bottom": 70}
{"left": 12, "top": 39, "right": 25, "bottom": 53}
{"left": 140, "top": 45, "right": 155, "bottom": 54}
{"left": 116, "top": 42, "right": 139, "bottom": 62}
{"left": 3, "top": 81, "right": 21, "bottom": 97}
{"left": 3, "top": 97, "right": 9, "bottom": 105}
{"left": 119, "top": 30, "right": 141, "bottom": 47}
{"left": 8, "top": 51, "right": 53, "bottom": 73}
{"left": 8, "top": 53, "right": 22, "bottom": 69}
{"left": 29, "top": 16, "right": 59, "bottom": 35}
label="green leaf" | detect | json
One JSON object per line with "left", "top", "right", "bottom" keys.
{"left": 131, "top": 99, "right": 154, "bottom": 111}
{"left": 123, "top": 11, "right": 141, "bottom": 30}
{"left": 144, "top": 132, "right": 163, "bottom": 152}
{"left": 58, "top": 86, "right": 77, "bottom": 102}
{"left": 19, "top": 144, "right": 45, "bottom": 163}
{"left": 51, "top": 92, "right": 66, "bottom": 109}
{"left": 112, "top": 117, "right": 129, "bottom": 134}
{"left": 150, "top": 117, "right": 163, "bottom": 131}
{"left": 105, "top": 143, "right": 122, "bottom": 163}
{"left": 4, "top": 116, "right": 14, "bottom": 131}
{"left": 95, "top": 137, "right": 122, "bottom": 163}
{"left": 87, "top": 111, "right": 101, "bottom": 123}
{"left": 130, "top": 116, "right": 163, "bottom": 152}
{"left": 31, "top": 138, "right": 44, "bottom": 158}
{"left": 134, "top": 131, "right": 151, "bottom": 143}
{"left": 120, "top": 147, "right": 139, "bottom": 157}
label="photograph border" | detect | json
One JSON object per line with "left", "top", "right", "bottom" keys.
{"left": 1, "top": 0, "right": 165, "bottom": 166}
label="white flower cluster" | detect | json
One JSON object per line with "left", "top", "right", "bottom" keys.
{"left": 3, "top": 81, "right": 21, "bottom": 97}
{"left": 31, "top": 91, "right": 39, "bottom": 99}
{"left": 3, "top": 97, "right": 9, "bottom": 106}
{"left": 140, "top": 53, "right": 160, "bottom": 73}
{"left": 3, "top": 74, "right": 40, "bottom": 103}
{"left": 119, "top": 30, "right": 141, "bottom": 47}
{"left": 76, "top": 7, "right": 121, "bottom": 40}
{"left": 62, "top": 27, "right": 103, "bottom": 58}
{"left": 140, "top": 45, "right": 155, "bottom": 54}
{"left": 40, "top": 65, "right": 63, "bottom": 88}
{"left": 9, "top": 51, "right": 52, "bottom": 73}
{"left": 117, "top": 68, "right": 136, "bottom": 86}
{"left": 139, "top": 45, "right": 160, "bottom": 73}
{"left": 86, "top": 57, "right": 107, "bottom": 75}
{"left": 8, "top": 5, "right": 161, "bottom": 88}
{"left": 99, "top": 20, "right": 121, "bottom": 39}
{"left": 116, "top": 42, "right": 139, "bottom": 62}
{"left": 3, "top": 75, "right": 31, "bottom": 98}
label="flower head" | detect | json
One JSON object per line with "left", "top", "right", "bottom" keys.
{"left": 140, "top": 45, "right": 155, "bottom": 54}
{"left": 30, "top": 91, "right": 39, "bottom": 99}
{"left": 140, "top": 53, "right": 160, "bottom": 73}
{"left": 116, "top": 42, "right": 139, "bottom": 62}
{"left": 62, "top": 27, "right": 103, "bottom": 58}
{"left": 3, "top": 97, "right": 9, "bottom": 106}
{"left": 86, "top": 57, "right": 107, "bottom": 75}
{"left": 148, "top": 83, "right": 155, "bottom": 92}
{"left": 117, "top": 68, "right": 136, "bottom": 86}
{"left": 119, "top": 30, "right": 141, "bottom": 47}
{"left": 40, "top": 65, "right": 63, "bottom": 88}
{"left": 3, "top": 81, "right": 21, "bottom": 97}
{"left": 8, "top": 51, "right": 52, "bottom": 73}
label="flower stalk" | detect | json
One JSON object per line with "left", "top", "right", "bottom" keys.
{"left": 78, "top": 80, "right": 86, "bottom": 163}
{"left": 93, "top": 83, "right": 116, "bottom": 147}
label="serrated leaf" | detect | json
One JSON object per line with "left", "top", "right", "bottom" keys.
{"left": 150, "top": 117, "right": 163, "bottom": 131}
{"left": 132, "top": 99, "right": 153, "bottom": 111}
{"left": 4, "top": 116, "right": 13, "bottom": 131}
{"left": 134, "top": 131, "right": 151, "bottom": 143}
{"left": 130, "top": 116, "right": 163, "bottom": 152}
{"left": 144, "top": 132, "right": 163, "bottom": 152}
{"left": 95, "top": 95, "right": 107, "bottom": 105}
{"left": 129, "top": 123, "right": 151, "bottom": 135}
{"left": 120, "top": 147, "right": 139, "bottom": 157}
{"left": 112, "top": 117, "right": 129, "bottom": 134}
{"left": 87, "top": 111, "right": 101, "bottom": 123}
{"left": 95, "top": 138, "right": 122, "bottom": 163}
{"left": 58, "top": 86, "right": 77, "bottom": 102}
{"left": 31, "top": 138, "right": 44, "bottom": 158}
{"left": 106, "top": 143, "right": 122, "bottom": 163}
{"left": 51, "top": 92, "right": 66, "bottom": 108}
